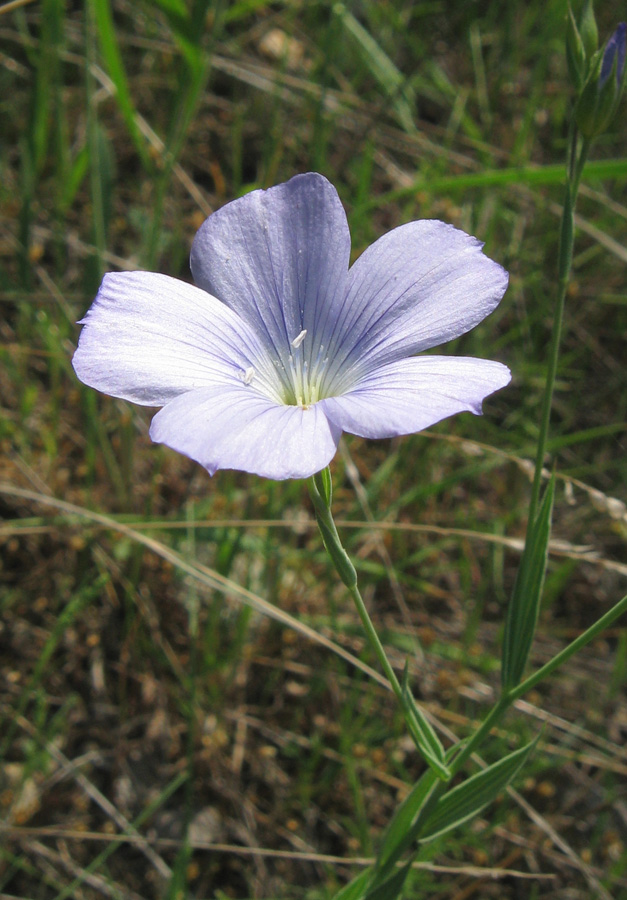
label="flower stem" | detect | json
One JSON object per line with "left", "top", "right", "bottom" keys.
{"left": 528, "top": 130, "right": 589, "bottom": 524}
{"left": 447, "top": 695, "right": 511, "bottom": 777}
{"left": 307, "top": 472, "right": 449, "bottom": 778}
{"left": 448, "top": 128, "right": 614, "bottom": 778}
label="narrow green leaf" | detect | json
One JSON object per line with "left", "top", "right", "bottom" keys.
{"left": 364, "top": 861, "right": 412, "bottom": 900}
{"left": 333, "top": 3, "right": 416, "bottom": 133}
{"left": 30, "top": 0, "right": 63, "bottom": 173}
{"left": 420, "top": 736, "right": 539, "bottom": 842}
{"left": 371, "top": 744, "right": 462, "bottom": 886}
{"left": 92, "top": 0, "right": 153, "bottom": 170}
{"left": 85, "top": 3, "right": 114, "bottom": 281}
{"left": 223, "top": 0, "right": 281, "bottom": 23}
{"left": 148, "top": 0, "right": 204, "bottom": 68}
{"left": 59, "top": 146, "right": 89, "bottom": 213}
{"left": 502, "top": 474, "right": 556, "bottom": 690}
{"left": 362, "top": 158, "right": 627, "bottom": 211}
{"left": 374, "top": 769, "right": 438, "bottom": 881}
{"left": 333, "top": 868, "right": 372, "bottom": 900}
{"left": 148, "top": 0, "right": 193, "bottom": 41}
{"left": 150, "top": 0, "right": 187, "bottom": 16}
{"left": 401, "top": 666, "right": 448, "bottom": 768}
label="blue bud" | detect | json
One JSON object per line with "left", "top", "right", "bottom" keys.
{"left": 600, "top": 22, "right": 626, "bottom": 87}
{"left": 576, "top": 23, "right": 627, "bottom": 138}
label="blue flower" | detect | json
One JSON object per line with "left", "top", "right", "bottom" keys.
{"left": 73, "top": 174, "right": 511, "bottom": 480}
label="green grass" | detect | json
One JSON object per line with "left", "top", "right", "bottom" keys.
{"left": 1, "top": 0, "right": 626, "bottom": 898}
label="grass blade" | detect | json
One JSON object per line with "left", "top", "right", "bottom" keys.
{"left": 333, "top": 3, "right": 416, "bottom": 133}
{"left": 92, "top": 0, "right": 154, "bottom": 170}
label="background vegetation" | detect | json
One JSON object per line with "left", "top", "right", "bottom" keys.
{"left": 1, "top": 0, "right": 626, "bottom": 897}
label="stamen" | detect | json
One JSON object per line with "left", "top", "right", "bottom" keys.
{"left": 242, "top": 366, "right": 255, "bottom": 385}
{"left": 291, "top": 329, "right": 307, "bottom": 349}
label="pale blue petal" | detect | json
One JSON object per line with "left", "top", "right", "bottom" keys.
{"left": 72, "top": 272, "right": 269, "bottom": 406}
{"left": 320, "top": 356, "right": 511, "bottom": 438}
{"left": 190, "top": 173, "right": 351, "bottom": 371}
{"left": 149, "top": 384, "right": 342, "bottom": 479}
{"left": 323, "top": 221, "right": 508, "bottom": 387}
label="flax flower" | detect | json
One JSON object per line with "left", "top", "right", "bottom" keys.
{"left": 73, "top": 173, "right": 511, "bottom": 480}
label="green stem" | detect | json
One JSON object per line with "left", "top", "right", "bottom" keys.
{"left": 307, "top": 473, "right": 449, "bottom": 778}
{"left": 528, "top": 132, "right": 590, "bottom": 524}
{"left": 307, "top": 475, "right": 404, "bottom": 701}
{"left": 572, "top": 134, "right": 591, "bottom": 196}
{"left": 447, "top": 695, "right": 511, "bottom": 777}
{"left": 527, "top": 280, "right": 567, "bottom": 523}
{"left": 348, "top": 584, "right": 404, "bottom": 701}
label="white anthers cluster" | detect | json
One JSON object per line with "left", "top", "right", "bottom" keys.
{"left": 281, "top": 335, "right": 336, "bottom": 409}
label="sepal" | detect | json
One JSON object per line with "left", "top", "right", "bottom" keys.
{"left": 566, "top": 6, "right": 588, "bottom": 90}
{"left": 578, "top": 0, "right": 598, "bottom": 62}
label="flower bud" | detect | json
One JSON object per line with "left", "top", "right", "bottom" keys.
{"left": 600, "top": 22, "right": 626, "bottom": 87}
{"left": 575, "top": 23, "right": 626, "bottom": 138}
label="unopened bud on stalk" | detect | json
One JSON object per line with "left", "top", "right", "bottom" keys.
{"left": 566, "top": 1, "right": 598, "bottom": 89}
{"left": 575, "top": 22, "right": 626, "bottom": 138}
{"left": 600, "top": 23, "right": 626, "bottom": 88}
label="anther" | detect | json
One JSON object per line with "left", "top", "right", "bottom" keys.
{"left": 291, "top": 329, "right": 307, "bottom": 348}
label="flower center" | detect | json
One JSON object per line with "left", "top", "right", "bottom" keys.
{"left": 239, "top": 330, "right": 359, "bottom": 408}
{"left": 283, "top": 330, "right": 331, "bottom": 408}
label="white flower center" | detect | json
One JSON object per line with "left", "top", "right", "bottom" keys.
{"left": 286, "top": 337, "right": 330, "bottom": 407}
{"left": 240, "top": 329, "right": 358, "bottom": 409}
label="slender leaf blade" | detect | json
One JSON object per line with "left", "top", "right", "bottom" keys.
{"left": 400, "top": 666, "right": 448, "bottom": 771}
{"left": 92, "top": 0, "right": 153, "bottom": 169}
{"left": 364, "top": 861, "right": 412, "bottom": 900}
{"left": 374, "top": 769, "right": 438, "bottom": 881}
{"left": 334, "top": 4, "right": 416, "bottom": 133}
{"left": 502, "top": 475, "right": 556, "bottom": 690}
{"left": 333, "top": 868, "right": 372, "bottom": 900}
{"left": 363, "top": 158, "right": 627, "bottom": 212}
{"left": 420, "top": 736, "right": 539, "bottom": 842}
